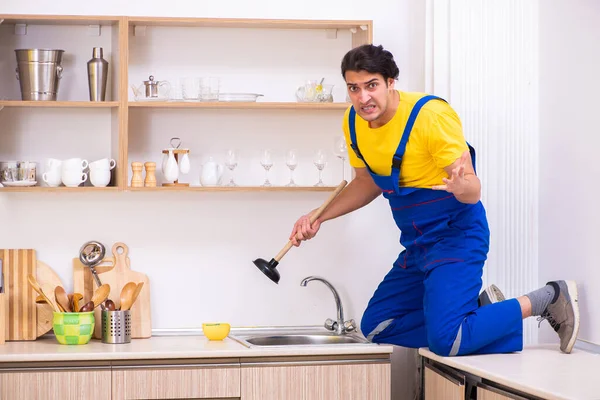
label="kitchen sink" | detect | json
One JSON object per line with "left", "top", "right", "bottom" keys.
{"left": 229, "top": 326, "right": 374, "bottom": 348}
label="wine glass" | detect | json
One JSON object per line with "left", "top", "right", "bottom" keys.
{"left": 225, "top": 149, "right": 238, "bottom": 187}
{"left": 260, "top": 149, "right": 273, "bottom": 187}
{"left": 285, "top": 149, "right": 298, "bottom": 187}
{"left": 333, "top": 136, "right": 348, "bottom": 180}
{"left": 313, "top": 149, "right": 327, "bottom": 187}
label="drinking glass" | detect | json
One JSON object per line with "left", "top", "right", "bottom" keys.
{"left": 260, "top": 149, "right": 273, "bottom": 187}
{"left": 285, "top": 149, "right": 298, "bottom": 187}
{"left": 313, "top": 149, "right": 327, "bottom": 187}
{"left": 225, "top": 149, "right": 238, "bottom": 187}
{"left": 333, "top": 136, "right": 348, "bottom": 180}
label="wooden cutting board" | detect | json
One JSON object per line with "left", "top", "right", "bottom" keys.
{"left": 73, "top": 256, "right": 115, "bottom": 339}
{"left": 98, "top": 242, "right": 151, "bottom": 339}
{"left": 0, "top": 249, "right": 37, "bottom": 341}
{"left": 36, "top": 261, "right": 64, "bottom": 338}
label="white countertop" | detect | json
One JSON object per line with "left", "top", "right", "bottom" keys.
{"left": 0, "top": 334, "right": 393, "bottom": 363}
{"left": 419, "top": 344, "right": 600, "bottom": 400}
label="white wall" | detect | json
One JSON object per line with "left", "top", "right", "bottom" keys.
{"left": 539, "top": 0, "right": 600, "bottom": 346}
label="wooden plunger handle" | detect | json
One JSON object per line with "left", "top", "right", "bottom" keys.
{"left": 273, "top": 180, "right": 348, "bottom": 262}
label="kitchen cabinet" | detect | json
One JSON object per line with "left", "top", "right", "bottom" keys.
{"left": 423, "top": 361, "right": 465, "bottom": 400}
{"left": 111, "top": 359, "right": 241, "bottom": 400}
{"left": 240, "top": 355, "right": 391, "bottom": 400}
{"left": 0, "top": 361, "right": 111, "bottom": 400}
{"left": 0, "top": 14, "right": 372, "bottom": 193}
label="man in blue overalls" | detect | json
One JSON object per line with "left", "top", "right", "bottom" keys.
{"left": 290, "top": 44, "right": 580, "bottom": 356}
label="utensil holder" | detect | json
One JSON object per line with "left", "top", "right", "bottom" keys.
{"left": 102, "top": 309, "right": 131, "bottom": 344}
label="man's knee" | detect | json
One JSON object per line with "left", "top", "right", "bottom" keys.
{"left": 427, "top": 326, "right": 461, "bottom": 357}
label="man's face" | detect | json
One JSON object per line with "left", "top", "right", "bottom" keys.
{"left": 345, "top": 70, "right": 395, "bottom": 122}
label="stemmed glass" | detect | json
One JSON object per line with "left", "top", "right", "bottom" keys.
{"left": 225, "top": 149, "right": 238, "bottom": 187}
{"left": 333, "top": 136, "right": 348, "bottom": 181}
{"left": 260, "top": 149, "right": 273, "bottom": 187}
{"left": 285, "top": 149, "right": 298, "bottom": 187}
{"left": 313, "top": 149, "right": 327, "bottom": 187}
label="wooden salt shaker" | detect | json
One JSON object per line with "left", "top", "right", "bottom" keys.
{"left": 144, "top": 162, "right": 157, "bottom": 187}
{"left": 131, "top": 162, "right": 144, "bottom": 188}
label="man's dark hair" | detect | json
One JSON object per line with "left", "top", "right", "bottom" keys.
{"left": 341, "top": 44, "right": 399, "bottom": 83}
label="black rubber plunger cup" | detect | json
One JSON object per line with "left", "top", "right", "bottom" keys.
{"left": 253, "top": 180, "right": 348, "bottom": 284}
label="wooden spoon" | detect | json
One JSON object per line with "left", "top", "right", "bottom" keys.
{"left": 119, "top": 282, "right": 138, "bottom": 311}
{"left": 90, "top": 284, "right": 110, "bottom": 309}
{"left": 72, "top": 293, "right": 83, "bottom": 312}
{"left": 27, "top": 274, "right": 60, "bottom": 313}
{"left": 55, "top": 286, "right": 71, "bottom": 312}
{"left": 124, "top": 282, "right": 145, "bottom": 311}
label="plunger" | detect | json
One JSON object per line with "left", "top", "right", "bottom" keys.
{"left": 253, "top": 180, "right": 348, "bottom": 283}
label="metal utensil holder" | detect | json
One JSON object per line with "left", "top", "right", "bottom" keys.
{"left": 102, "top": 310, "right": 131, "bottom": 344}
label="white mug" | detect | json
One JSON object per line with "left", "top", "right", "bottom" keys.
{"left": 45, "top": 158, "right": 62, "bottom": 170}
{"left": 90, "top": 158, "right": 116, "bottom": 170}
{"left": 62, "top": 170, "right": 87, "bottom": 187}
{"left": 62, "top": 158, "right": 88, "bottom": 171}
{"left": 90, "top": 169, "right": 111, "bottom": 187}
{"left": 43, "top": 170, "right": 62, "bottom": 187}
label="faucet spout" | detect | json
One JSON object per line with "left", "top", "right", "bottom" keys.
{"left": 300, "top": 276, "right": 345, "bottom": 334}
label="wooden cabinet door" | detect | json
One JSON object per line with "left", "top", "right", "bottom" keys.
{"left": 241, "top": 360, "right": 391, "bottom": 400}
{"left": 0, "top": 365, "right": 111, "bottom": 400}
{"left": 477, "top": 382, "right": 534, "bottom": 400}
{"left": 112, "top": 360, "right": 240, "bottom": 399}
{"left": 424, "top": 362, "right": 465, "bottom": 400}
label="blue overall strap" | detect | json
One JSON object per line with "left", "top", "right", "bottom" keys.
{"left": 392, "top": 95, "right": 446, "bottom": 171}
{"left": 348, "top": 106, "right": 375, "bottom": 174}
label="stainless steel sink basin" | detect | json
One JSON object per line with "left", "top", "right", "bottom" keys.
{"left": 229, "top": 326, "right": 374, "bottom": 348}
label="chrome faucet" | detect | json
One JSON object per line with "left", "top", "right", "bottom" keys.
{"left": 300, "top": 276, "right": 356, "bottom": 335}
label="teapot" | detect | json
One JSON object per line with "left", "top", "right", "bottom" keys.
{"left": 200, "top": 158, "right": 224, "bottom": 186}
{"left": 131, "top": 75, "right": 171, "bottom": 100}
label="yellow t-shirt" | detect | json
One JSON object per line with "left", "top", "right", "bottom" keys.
{"left": 342, "top": 91, "right": 468, "bottom": 189}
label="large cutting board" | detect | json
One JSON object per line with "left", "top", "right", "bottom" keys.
{"left": 0, "top": 249, "right": 37, "bottom": 341}
{"left": 98, "top": 243, "right": 151, "bottom": 338}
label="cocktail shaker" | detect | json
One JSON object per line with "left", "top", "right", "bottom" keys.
{"left": 87, "top": 47, "right": 108, "bottom": 101}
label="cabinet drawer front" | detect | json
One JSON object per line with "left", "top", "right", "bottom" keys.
{"left": 241, "top": 363, "right": 391, "bottom": 400}
{"left": 112, "top": 366, "right": 240, "bottom": 399}
{"left": 0, "top": 369, "right": 111, "bottom": 400}
{"left": 424, "top": 363, "right": 465, "bottom": 400}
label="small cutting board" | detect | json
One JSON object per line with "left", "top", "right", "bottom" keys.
{"left": 0, "top": 249, "right": 37, "bottom": 341}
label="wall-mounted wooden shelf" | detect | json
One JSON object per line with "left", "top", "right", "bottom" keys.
{"left": 0, "top": 14, "right": 371, "bottom": 193}
{"left": 128, "top": 101, "right": 350, "bottom": 110}
{"left": 0, "top": 101, "right": 120, "bottom": 108}
{"left": 128, "top": 186, "right": 338, "bottom": 192}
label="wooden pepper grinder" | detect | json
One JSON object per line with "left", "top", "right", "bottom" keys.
{"left": 144, "top": 162, "right": 157, "bottom": 187}
{"left": 131, "top": 162, "right": 144, "bottom": 188}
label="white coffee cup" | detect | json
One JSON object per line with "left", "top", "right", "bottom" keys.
{"left": 62, "top": 158, "right": 89, "bottom": 171}
{"left": 43, "top": 170, "right": 62, "bottom": 187}
{"left": 90, "top": 169, "right": 111, "bottom": 187}
{"left": 90, "top": 158, "right": 116, "bottom": 170}
{"left": 62, "top": 170, "right": 87, "bottom": 187}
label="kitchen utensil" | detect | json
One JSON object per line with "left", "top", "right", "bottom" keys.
{"left": 87, "top": 47, "right": 108, "bottom": 101}
{"left": 27, "top": 274, "right": 59, "bottom": 313}
{"left": 54, "top": 286, "right": 71, "bottom": 312}
{"left": 78, "top": 241, "right": 106, "bottom": 288}
{"left": 131, "top": 162, "right": 144, "bottom": 187}
{"left": 200, "top": 157, "right": 223, "bottom": 186}
{"left": 144, "top": 162, "right": 157, "bottom": 187}
{"left": 98, "top": 243, "right": 151, "bottom": 338}
{"left": 52, "top": 311, "right": 94, "bottom": 345}
{"left": 15, "top": 49, "right": 64, "bottom": 101}
{"left": 90, "top": 284, "right": 110, "bottom": 309}
{"left": 36, "top": 261, "right": 64, "bottom": 337}
{"left": 79, "top": 301, "right": 94, "bottom": 312}
{"left": 105, "top": 299, "right": 116, "bottom": 311}
{"left": 0, "top": 249, "right": 38, "bottom": 340}
{"left": 162, "top": 144, "right": 189, "bottom": 187}
{"left": 131, "top": 75, "right": 171, "bottom": 100}
{"left": 128, "top": 282, "right": 144, "bottom": 311}
{"left": 102, "top": 309, "right": 131, "bottom": 344}
{"left": 119, "top": 282, "right": 137, "bottom": 311}
{"left": 253, "top": 180, "right": 348, "bottom": 284}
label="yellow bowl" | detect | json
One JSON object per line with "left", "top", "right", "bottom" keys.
{"left": 52, "top": 311, "right": 95, "bottom": 345}
{"left": 202, "top": 322, "right": 230, "bottom": 341}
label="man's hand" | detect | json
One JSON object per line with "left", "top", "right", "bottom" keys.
{"left": 289, "top": 211, "right": 321, "bottom": 247}
{"left": 432, "top": 151, "right": 470, "bottom": 195}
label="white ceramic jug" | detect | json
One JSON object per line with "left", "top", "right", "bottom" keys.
{"left": 163, "top": 149, "right": 179, "bottom": 182}
{"left": 200, "top": 158, "right": 223, "bottom": 186}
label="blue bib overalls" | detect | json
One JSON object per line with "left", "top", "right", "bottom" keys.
{"left": 351, "top": 95, "right": 523, "bottom": 356}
